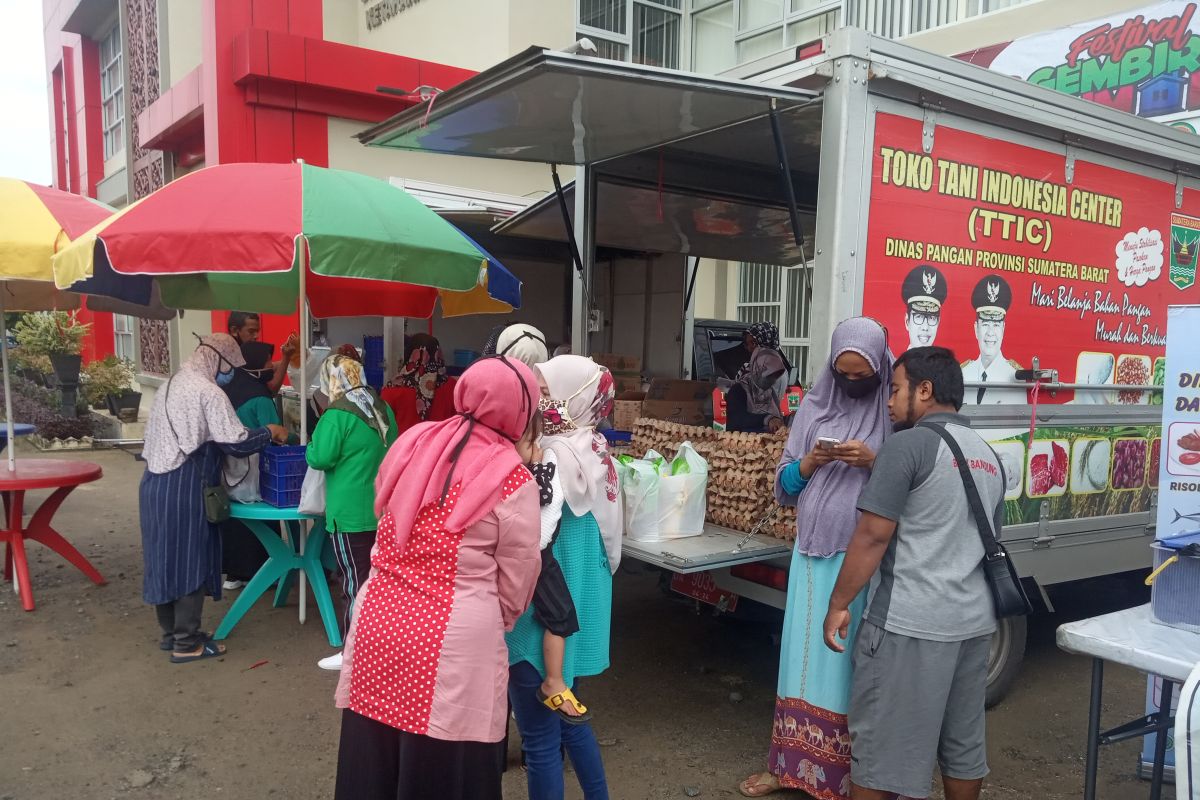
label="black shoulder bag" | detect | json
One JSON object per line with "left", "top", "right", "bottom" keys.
{"left": 164, "top": 377, "right": 232, "bottom": 525}
{"left": 919, "top": 422, "right": 1033, "bottom": 619}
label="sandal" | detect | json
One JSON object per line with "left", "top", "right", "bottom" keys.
{"left": 170, "top": 640, "right": 226, "bottom": 664}
{"left": 536, "top": 687, "right": 593, "bottom": 725}
{"left": 738, "top": 772, "right": 781, "bottom": 797}
{"left": 159, "top": 632, "right": 211, "bottom": 651}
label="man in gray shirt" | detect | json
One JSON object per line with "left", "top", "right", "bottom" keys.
{"left": 823, "top": 346, "right": 1004, "bottom": 800}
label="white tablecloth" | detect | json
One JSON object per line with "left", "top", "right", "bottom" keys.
{"left": 1056, "top": 603, "right": 1200, "bottom": 682}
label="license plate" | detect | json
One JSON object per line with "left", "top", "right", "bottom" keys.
{"left": 671, "top": 571, "right": 738, "bottom": 612}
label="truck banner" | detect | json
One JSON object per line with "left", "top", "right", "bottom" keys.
{"left": 1157, "top": 305, "right": 1200, "bottom": 538}
{"left": 862, "top": 112, "right": 1200, "bottom": 407}
{"left": 957, "top": 1, "right": 1200, "bottom": 133}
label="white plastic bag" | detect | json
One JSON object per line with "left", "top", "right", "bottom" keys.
{"left": 656, "top": 441, "right": 707, "bottom": 538}
{"left": 298, "top": 467, "right": 326, "bottom": 516}
{"left": 223, "top": 454, "right": 261, "bottom": 504}
{"left": 621, "top": 458, "right": 661, "bottom": 542}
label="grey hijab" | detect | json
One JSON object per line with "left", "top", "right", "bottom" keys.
{"left": 774, "top": 317, "right": 894, "bottom": 556}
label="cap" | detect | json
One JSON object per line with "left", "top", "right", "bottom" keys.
{"left": 972, "top": 276, "right": 1011, "bottom": 320}
{"left": 901, "top": 265, "right": 947, "bottom": 313}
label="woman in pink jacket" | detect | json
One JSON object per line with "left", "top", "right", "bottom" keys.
{"left": 333, "top": 356, "right": 544, "bottom": 800}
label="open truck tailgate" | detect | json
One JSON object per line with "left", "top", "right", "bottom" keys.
{"left": 623, "top": 523, "right": 789, "bottom": 574}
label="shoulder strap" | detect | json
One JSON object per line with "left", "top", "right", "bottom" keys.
{"left": 163, "top": 376, "right": 188, "bottom": 459}
{"left": 918, "top": 421, "right": 1002, "bottom": 558}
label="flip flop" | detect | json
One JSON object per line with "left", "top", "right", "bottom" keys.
{"left": 170, "top": 640, "right": 226, "bottom": 664}
{"left": 159, "top": 632, "right": 211, "bottom": 651}
{"left": 737, "top": 773, "right": 781, "bottom": 797}
{"left": 536, "top": 688, "right": 593, "bottom": 725}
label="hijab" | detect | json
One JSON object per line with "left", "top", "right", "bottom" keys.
{"left": 536, "top": 355, "right": 621, "bottom": 574}
{"left": 735, "top": 321, "right": 788, "bottom": 417}
{"left": 495, "top": 323, "right": 548, "bottom": 367}
{"left": 389, "top": 333, "right": 448, "bottom": 420}
{"left": 222, "top": 340, "right": 275, "bottom": 410}
{"left": 319, "top": 354, "right": 389, "bottom": 442}
{"left": 775, "top": 317, "right": 894, "bottom": 556}
{"left": 142, "top": 333, "right": 250, "bottom": 475}
{"left": 374, "top": 356, "right": 539, "bottom": 550}
{"left": 336, "top": 343, "right": 361, "bottom": 362}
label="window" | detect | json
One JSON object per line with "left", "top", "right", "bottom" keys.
{"left": 99, "top": 23, "right": 123, "bottom": 160}
{"left": 692, "top": 1, "right": 736, "bottom": 73}
{"left": 691, "top": 0, "right": 838, "bottom": 72}
{"left": 740, "top": 0, "right": 783, "bottom": 31}
{"left": 786, "top": 9, "right": 837, "bottom": 45}
{"left": 578, "top": 0, "right": 683, "bottom": 69}
{"left": 113, "top": 314, "right": 136, "bottom": 363}
{"left": 737, "top": 261, "right": 812, "bottom": 380}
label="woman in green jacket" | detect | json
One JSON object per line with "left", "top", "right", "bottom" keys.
{"left": 307, "top": 354, "right": 398, "bottom": 671}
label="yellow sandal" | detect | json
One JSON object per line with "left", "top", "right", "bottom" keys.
{"left": 536, "top": 687, "right": 593, "bottom": 725}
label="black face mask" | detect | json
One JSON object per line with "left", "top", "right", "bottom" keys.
{"left": 831, "top": 368, "right": 881, "bottom": 399}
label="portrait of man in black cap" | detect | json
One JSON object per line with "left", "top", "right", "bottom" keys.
{"left": 900, "top": 265, "right": 947, "bottom": 351}
{"left": 961, "top": 275, "right": 1024, "bottom": 404}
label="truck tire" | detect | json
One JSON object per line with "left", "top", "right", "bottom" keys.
{"left": 985, "top": 615, "right": 1026, "bottom": 708}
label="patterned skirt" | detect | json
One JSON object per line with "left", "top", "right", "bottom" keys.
{"left": 767, "top": 549, "right": 866, "bottom": 799}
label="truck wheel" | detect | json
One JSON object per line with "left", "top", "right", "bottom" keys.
{"left": 985, "top": 615, "right": 1026, "bottom": 708}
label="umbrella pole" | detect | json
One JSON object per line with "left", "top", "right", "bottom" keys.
{"left": 0, "top": 290, "right": 14, "bottom": 472}
{"left": 298, "top": 236, "right": 309, "bottom": 625}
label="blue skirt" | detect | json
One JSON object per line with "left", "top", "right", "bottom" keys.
{"left": 767, "top": 549, "right": 866, "bottom": 799}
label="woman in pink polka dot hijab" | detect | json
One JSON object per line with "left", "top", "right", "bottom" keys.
{"left": 332, "top": 356, "right": 544, "bottom": 800}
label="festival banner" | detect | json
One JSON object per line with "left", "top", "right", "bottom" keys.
{"left": 957, "top": 1, "right": 1200, "bottom": 133}
{"left": 862, "top": 112, "right": 1200, "bottom": 407}
{"left": 1156, "top": 305, "right": 1200, "bottom": 538}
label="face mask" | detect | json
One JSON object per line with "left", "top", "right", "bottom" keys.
{"left": 831, "top": 368, "right": 880, "bottom": 399}
{"left": 216, "top": 369, "right": 235, "bottom": 387}
{"left": 539, "top": 397, "right": 576, "bottom": 436}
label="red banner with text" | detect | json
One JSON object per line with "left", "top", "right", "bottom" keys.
{"left": 862, "top": 112, "right": 1200, "bottom": 405}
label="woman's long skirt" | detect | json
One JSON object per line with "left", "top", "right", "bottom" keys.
{"left": 767, "top": 549, "right": 867, "bottom": 799}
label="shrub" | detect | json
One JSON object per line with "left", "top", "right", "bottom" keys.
{"left": 81, "top": 356, "right": 136, "bottom": 405}
{"left": 13, "top": 311, "right": 91, "bottom": 356}
{"left": 10, "top": 348, "right": 53, "bottom": 377}
{"left": 0, "top": 375, "right": 95, "bottom": 440}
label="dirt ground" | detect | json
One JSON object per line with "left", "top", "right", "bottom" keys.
{"left": 0, "top": 447, "right": 1177, "bottom": 800}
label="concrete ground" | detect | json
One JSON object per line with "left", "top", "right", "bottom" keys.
{"left": 0, "top": 447, "right": 1175, "bottom": 799}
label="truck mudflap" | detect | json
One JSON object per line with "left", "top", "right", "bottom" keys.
{"left": 622, "top": 523, "right": 790, "bottom": 574}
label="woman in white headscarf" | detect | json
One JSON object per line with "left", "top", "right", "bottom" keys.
{"left": 307, "top": 354, "right": 398, "bottom": 671}
{"left": 505, "top": 354, "right": 619, "bottom": 799}
{"left": 493, "top": 323, "right": 549, "bottom": 368}
{"left": 139, "top": 334, "right": 287, "bottom": 663}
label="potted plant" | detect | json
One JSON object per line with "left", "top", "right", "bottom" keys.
{"left": 14, "top": 311, "right": 91, "bottom": 416}
{"left": 81, "top": 355, "right": 139, "bottom": 417}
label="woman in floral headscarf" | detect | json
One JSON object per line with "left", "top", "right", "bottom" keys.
{"left": 382, "top": 333, "right": 457, "bottom": 435}
{"left": 307, "top": 354, "right": 398, "bottom": 671}
{"left": 506, "top": 354, "right": 620, "bottom": 800}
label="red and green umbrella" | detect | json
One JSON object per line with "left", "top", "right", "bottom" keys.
{"left": 53, "top": 162, "right": 521, "bottom": 317}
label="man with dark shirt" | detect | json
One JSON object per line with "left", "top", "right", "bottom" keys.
{"left": 824, "top": 346, "right": 1004, "bottom": 800}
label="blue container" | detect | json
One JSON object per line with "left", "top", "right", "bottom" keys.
{"left": 364, "top": 366, "right": 384, "bottom": 390}
{"left": 1150, "top": 532, "right": 1200, "bottom": 633}
{"left": 261, "top": 485, "right": 301, "bottom": 508}
{"left": 362, "top": 335, "right": 385, "bottom": 370}
{"left": 261, "top": 444, "right": 307, "bottom": 478}
{"left": 453, "top": 349, "right": 480, "bottom": 367}
{"left": 261, "top": 469, "right": 305, "bottom": 493}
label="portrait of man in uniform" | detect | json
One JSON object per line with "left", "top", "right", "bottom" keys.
{"left": 900, "top": 265, "right": 947, "bottom": 351}
{"left": 961, "top": 275, "right": 1025, "bottom": 404}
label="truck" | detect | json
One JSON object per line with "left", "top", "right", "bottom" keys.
{"left": 356, "top": 28, "right": 1200, "bottom": 704}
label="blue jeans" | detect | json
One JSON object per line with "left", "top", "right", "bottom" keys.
{"left": 508, "top": 660, "right": 609, "bottom": 800}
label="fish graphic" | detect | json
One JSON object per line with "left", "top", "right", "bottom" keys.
{"left": 1173, "top": 509, "right": 1200, "bottom": 525}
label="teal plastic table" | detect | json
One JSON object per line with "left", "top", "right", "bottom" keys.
{"left": 213, "top": 502, "right": 342, "bottom": 647}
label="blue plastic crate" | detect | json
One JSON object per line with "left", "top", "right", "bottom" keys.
{"left": 261, "top": 469, "right": 305, "bottom": 493}
{"left": 261, "top": 444, "right": 307, "bottom": 478}
{"left": 364, "top": 366, "right": 384, "bottom": 390}
{"left": 261, "top": 484, "right": 301, "bottom": 508}
{"left": 362, "top": 335, "right": 384, "bottom": 369}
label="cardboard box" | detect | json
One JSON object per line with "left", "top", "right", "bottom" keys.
{"left": 593, "top": 352, "right": 643, "bottom": 374}
{"left": 612, "top": 391, "right": 646, "bottom": 431}
{"left": 639, "top": 379, "right": 716, "bottom": 427}
{"left": 613, "top": 374, "right": 643, "bottom": 394}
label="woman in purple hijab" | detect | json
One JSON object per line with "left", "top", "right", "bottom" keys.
{"left": 740, "top": 317, "right": 893, "bottom": 798}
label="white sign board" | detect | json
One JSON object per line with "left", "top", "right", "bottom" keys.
{"left": 1157, "top": 304, "right": 1200, "bottom": 537}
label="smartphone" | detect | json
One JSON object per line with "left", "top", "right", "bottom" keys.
{"left": 817, "top": 436, "right": 842, "bottom": 449}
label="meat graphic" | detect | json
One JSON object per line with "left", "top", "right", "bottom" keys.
{"left": 1030, "top": 442, "right": 1067, "bottom": 496}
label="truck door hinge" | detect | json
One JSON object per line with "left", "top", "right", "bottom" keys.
{"left": 1032, "top": 501, "right": 1054, "bottom": 548}
{"left": 1064, "top": 146, "right": 1076, "bottom": 184}
{"left": 1177, "top": 173, "right": 1186, "bottom": 209}
{"left": 921, "top": 107, "right": 936, "bottom": 154}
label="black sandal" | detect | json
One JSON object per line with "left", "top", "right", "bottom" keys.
{"left": 160, "top": 632, "right": 211, "bottom": 651}
{"left": 170, "top": 640, "right": 226, "bottom": 664}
